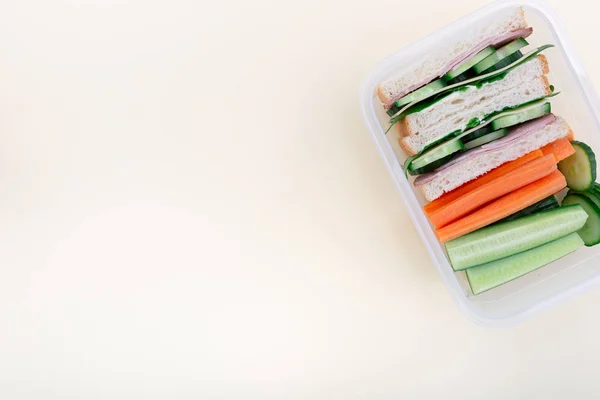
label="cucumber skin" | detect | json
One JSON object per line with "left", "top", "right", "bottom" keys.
{"left": 409, "top": 138, "right": 464, "bottom": 175}
{"left": 445, "top": 71, "right": 472, "bottom": 86}
{"left": 558, "top": 141, "right": 597, "bottom": 192}
{"left": 408, "top": 153, "right": 457, "bottom": 176}
{"left": 562, "top": 193, "right": 600, "bottom": 247}
{"left": 446, "top": 205, "right": 588, "bottom": 271}
{"left": 466, "top": 233, "right": 584, "bottom": 295}
{"left": 461, "top": 125, "right": 492, "bottom": 143}
{"left": 567, "top": 189, "right": 600, "bottom": 209}
{"left": 496, "top": 196, "right": 559, "bottom": 224}
{"left": 386, "top": 106, "right": 400, "bottom": 117}
{"left": 410, "top": 139, "right": 463, "bottom": 170}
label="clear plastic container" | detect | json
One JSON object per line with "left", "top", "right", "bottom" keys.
{"left": 360, "top": 0, "right": 600, "bottom": 325}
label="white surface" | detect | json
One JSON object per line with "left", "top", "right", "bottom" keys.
{"left": 1, "top": 0, "right": 600, "bottom": 398}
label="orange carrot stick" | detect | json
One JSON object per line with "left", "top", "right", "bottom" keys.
{"left": 423, "top": 150, "right": 544, "bottom": 216}
{"left": 435, "top": 170, "right": 567, "bottom": 243}
{"left": 429, "top": 154, "right": 557, "bottom": 229}
{"left": 541, "top": 137, "right": 576, "bottom": 163}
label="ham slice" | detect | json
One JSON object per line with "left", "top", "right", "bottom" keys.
{"left": 385, "top": 27, "right": 533, "bottom": 109}
{"left": 413, "top": 114, "right": 556, "bottom": 187}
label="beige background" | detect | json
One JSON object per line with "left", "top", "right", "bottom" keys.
{"left": 0, "top": 0, "right": 599, "bottom": 398}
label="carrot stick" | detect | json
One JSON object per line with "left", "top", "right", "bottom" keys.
{"left": 567, "top": 130, "right": 575, "bottom": 141}
{"left": 428, "top": 154, "right": 558, "bottom": 229}
{"left": 423, "top": 150, "right": 544, "bottom": 216}
{"left": 435, "top": 170, "right": 567, "bottom": 243}
{"left": 541, "top": 137, "right": 576, "bottom": 162}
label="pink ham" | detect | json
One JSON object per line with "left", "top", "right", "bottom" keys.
{"left": 385, "top": 27, "right": 533, "bottom": 109}
{"left": 413, "top": 113, "right": 556, "bottom": 187}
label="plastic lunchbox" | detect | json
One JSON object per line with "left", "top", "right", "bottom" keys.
{"left": 360, "top": 0, "right": 600, "bottom": 325}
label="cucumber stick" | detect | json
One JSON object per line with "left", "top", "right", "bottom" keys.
{"left": 466, "top": 233, "right": 584, "bottom": 295}
{"left": 562, "top": 193, "right": 600, "bottom": 246}
{"left": 445, "top": 205, "right": 588, "bottom": 271}
{"left": 558, "top": 141, "right": 597, "bottom": 191}
{"left": 496, "top": 195, "right": 560, "bottom": 224}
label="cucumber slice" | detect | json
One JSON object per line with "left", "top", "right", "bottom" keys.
{"left": 463, "top": 128, "right": 508, "bottom": 150}
{"left": 562, "top": 193, "right": 600, "bottom": 246}
{"left": 558, "top": 141, "right": 597, "bottom": 191}
{"left": 408, "top": 139, "right": 464, "bottom": 175}
{"left": 386, "top": 106, "right": 400, "bottom": 117}
{"left": 444, "top": 46, "right": 495, "bottom": 84}
{"left": 395, "top": 79, "right": 447, "bottom": 108}
{"left": 460, "top": 125, "right": 493, "bottom": 143}
{"left": 490, "top": 102, "right": 551, "bottom": 130}
{"left": 443, "top": 71, "right": 471, "bottom": 86}
{"left": 479, "top": 50, "right": 523, "bottom": 74}
{"left": 408, "top": 153, "right": 456, "bottom": 176}
{"left": 496, "top": 196, "right": 560, "bottom": 223}
{"left": 446, "top": 205, "right": 588, "bottom": 270}
{"left": 567, "top": 189, "right": 600, "bottom": 209}
{"left": 592, "top": 184, "right": 600, "bottom": 199}
{"left": 586, "top": 189, "right": 600, "bottom": 208}
{"left": 466, "top": 233, "right": 584, "bottom": 295}
{"left": 473, "top": 38, "right": 529, "bottom": 74}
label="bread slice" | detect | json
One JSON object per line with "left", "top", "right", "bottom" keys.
{"left": 378, "top": 7, "right": 527, "bottom": 107}
{"left": 418, "top": 116, "right": 571, "bottom": 202}
{"left": 399, "top": 55, "right": 550, "bottom": 156}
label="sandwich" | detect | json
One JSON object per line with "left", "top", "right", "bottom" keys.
{"left": 378, "top": 7, "right": 531, "bottom": 111}
{"left": 394, "top": 44, "right": 560, "bottom": 200}
{"left": 377, "top": 7, "right": 565, "bottom": 203}
{"left": 398, "top": 54, "right": 551, "bottom": 156}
